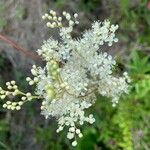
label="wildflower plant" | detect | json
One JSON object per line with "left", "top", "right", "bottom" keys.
{"left": 0, "top": 10, "right": 130, "bottom": 146}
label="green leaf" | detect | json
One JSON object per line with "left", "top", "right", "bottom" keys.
{"left": 128, "top": 50, "right": 150, "bottom": 74}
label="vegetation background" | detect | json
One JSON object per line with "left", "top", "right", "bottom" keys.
{"left": 0, "top": 0, "right": 150, "bottom": 150}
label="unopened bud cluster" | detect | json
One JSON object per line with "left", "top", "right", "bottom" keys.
{"left": 0, "top": 80, "right": 39, "bottom": 111}
{"left": 0, "top": 10, "right": 130, "bottom": 146}
{"left": 42, "top": 10, "right": 79, "bottom": 28}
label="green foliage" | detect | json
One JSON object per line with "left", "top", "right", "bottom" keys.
{"left": 55, "top": 0, "right": 66, "bottom": 7}
{"left": 120, "top": 0, "right": 130, "bottom": 16}
{"left": 80, "top": 0, "right": 102, "bottom": 12}
{"left": 0, "top": 1, "right": 7, "bottom": 30}
{"left": 0, "top": 18, "right": 7, "bottom": 30}
{"left": 117, "top": 0, "right": 150, "bottom": 45}
{"left": 0, "top": 120, "right": 10, "bottom": 150}
{"left": 77, "top": 128, "right": 99, "bottom": 150}
{"left": 128, "top": 50, "right": 150, "bottom": 75}
{"left": 36, "top": 125, "right": 71, "bottom": 150}
{"left": 15, "top": 6, "right": 27, "bottom": 20}
{"left": 128, "top": 50, "right": 150, "bottom": 99}
{"left": 14, "top": 71, "right": 28, "bottom": 90}
{"left": 0, "top": 53, "right": 7, "bottom": 71}
{"left": 54, "top": 0, "right": 101, "bottom": 12}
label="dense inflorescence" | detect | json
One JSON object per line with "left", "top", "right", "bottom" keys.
{"left": 0, "top": 10, "right": 130, "bottom": 146}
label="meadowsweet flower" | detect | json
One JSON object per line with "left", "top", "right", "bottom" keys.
{"left": 0, "top": 10, "right": 130, "bottom": 146}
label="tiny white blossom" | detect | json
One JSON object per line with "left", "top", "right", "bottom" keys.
{"left": 72, "top": 141, "right": 77, "bottom": 146}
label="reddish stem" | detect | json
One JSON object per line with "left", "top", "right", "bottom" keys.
{"left": 0, "top": 33, "right": 42, "bottom": 61}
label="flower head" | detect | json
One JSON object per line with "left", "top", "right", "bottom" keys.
{"left": 0, "top": 10, "right": 130, "bottom": 146}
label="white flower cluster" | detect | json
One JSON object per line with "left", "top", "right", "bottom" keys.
{"left": 0, "top": 10, "right": 130, "bottom": 146}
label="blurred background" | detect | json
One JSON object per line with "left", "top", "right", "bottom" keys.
{"left": 0, "top": 0, "right": 150, "bottom": 150}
